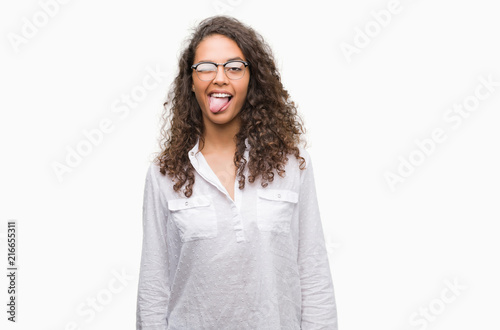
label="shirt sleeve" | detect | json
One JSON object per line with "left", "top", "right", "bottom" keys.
{"left": 298, "top": 150, "right": 338, "bottom": 330}
{"left": 136, "top": 164, "right": 170, "bottom": 329}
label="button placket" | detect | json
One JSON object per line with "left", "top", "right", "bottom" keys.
{"left": 187, "top": 139, "right": 248, "bottom": 243}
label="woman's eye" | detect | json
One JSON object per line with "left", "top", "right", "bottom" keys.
{"left": 197, "top": 64, "right": 216, "bottom": 72}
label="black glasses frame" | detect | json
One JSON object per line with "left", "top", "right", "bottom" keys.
{"left": 191, "top": 60, "right": 250, "bottom": 81}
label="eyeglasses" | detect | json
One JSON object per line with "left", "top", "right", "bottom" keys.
{"left": 191, "top": 60, "right": 249, "bottom": 81}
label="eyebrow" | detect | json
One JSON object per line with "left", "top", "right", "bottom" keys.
{"left": 197, "top": 57, "right": 244, "bottom": 62}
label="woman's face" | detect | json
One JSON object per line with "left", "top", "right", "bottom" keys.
{"left": 192, "top": 34, "right": 250, "bottom": 127}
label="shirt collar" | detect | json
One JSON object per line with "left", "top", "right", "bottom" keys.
{"left": 188, "top": 136, "right": 250, "bottom": 157}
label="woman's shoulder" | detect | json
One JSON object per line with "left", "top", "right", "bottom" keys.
{"left": 145, "top": 160, "right": 170, "bottom": 186}
{"left": 290, "top": 144, "right": 312, "bottom": 170}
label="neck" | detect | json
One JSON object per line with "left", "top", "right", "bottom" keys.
{"left": 200, "top": 116, "right": 241, "bottom": 154}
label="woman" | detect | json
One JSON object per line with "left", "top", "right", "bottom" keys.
{"left": 136, "top": 15, "right": 338, "bottom": 329}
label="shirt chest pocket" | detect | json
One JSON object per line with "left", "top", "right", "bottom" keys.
{"left": 167, "top": 195, "right": 218, "bottom": 242}
{"left": 256, "top": 189, "right": 299, "bottom": 235}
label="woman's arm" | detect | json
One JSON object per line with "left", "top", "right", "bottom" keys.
{"left": 136, "top": 164, "right": 170, "bottom": 330}
{"left": 298, "top": 150, "right": 338, "bottom": 330}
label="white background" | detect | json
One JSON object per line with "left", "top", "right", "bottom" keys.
{"left": 1, "top": 0, "right": 499, "bottom": 329}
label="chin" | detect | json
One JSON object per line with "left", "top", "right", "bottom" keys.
{"left": 208, "top": 110, "right": 240, "bottom": 124}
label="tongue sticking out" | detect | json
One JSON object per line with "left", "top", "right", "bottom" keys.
{"left": 209, "top": 96, "right": 230, "bottom": 113}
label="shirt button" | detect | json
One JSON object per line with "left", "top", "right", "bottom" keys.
{"left": 190, "top": 151, "right": 194, "bottom": 156}
{"left": 185, "top": 201, "right": 189, "bottom": 206}
{"left": 277, "top": 194, "right": 281, "bottom": 198}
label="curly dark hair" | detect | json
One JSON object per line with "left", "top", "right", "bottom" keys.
{"left": 153, "top": 15, "right": 308, "bottom": 198}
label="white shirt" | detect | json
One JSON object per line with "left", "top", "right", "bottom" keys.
{"left": 136, "top": 137, "right": 338, "bottom": 330}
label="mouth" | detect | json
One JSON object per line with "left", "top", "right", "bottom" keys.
{"left": 207, "top": 92, "right": 233, "bottom": 113}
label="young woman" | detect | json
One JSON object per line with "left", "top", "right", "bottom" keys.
{"left": 136, "top": 15, "right": 338, "bottom": 329}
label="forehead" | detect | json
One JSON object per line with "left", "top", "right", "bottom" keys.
{"left": 194, "top": 34, "right": 246, "bottom": 62}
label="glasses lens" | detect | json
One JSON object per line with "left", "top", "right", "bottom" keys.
{"left": 225, "top": 62, "right": 245, "bottom": 80}
{"left": 196, "top": 63, "right": 217, "bottom": 81}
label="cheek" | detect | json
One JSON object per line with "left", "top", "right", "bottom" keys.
{"left": 192, "top": 81, "right": 208, "bottom": 108}
{"left": 195, "top": 93, "right": 206, "bottom": 108}
{"left": 236, "top": 81, "right": 250, "bottom": 100}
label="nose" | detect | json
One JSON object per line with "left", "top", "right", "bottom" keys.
{"left": 212, "top": 64, "right": 229, "bottom": 85}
